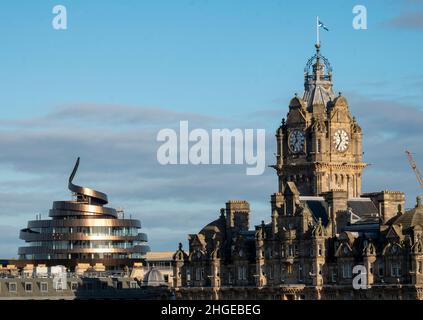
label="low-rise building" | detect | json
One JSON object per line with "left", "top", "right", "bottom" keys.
{"left": 0, "top": 263, "right": 171, "bottom": 300}
{"left": 145, "top": 252, "right": 175, "bottom": 287}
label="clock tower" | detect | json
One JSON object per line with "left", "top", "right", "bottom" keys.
{"left": 274, "top": 43, "right": 367, "bottom": 197}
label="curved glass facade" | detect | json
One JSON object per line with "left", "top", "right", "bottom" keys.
{"left": 18, "top": 158, "right": 150, "bottom": 265}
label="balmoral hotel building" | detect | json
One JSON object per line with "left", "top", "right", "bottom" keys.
{"left": 172, "top": 43, "right": 423, "bottom": 300}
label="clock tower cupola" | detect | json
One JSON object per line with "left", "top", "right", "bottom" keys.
{"left": 274, "top": 43, "right": 367, "bottom": 198}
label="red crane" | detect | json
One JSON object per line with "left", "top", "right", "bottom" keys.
{"left": 405, "top": 150, "right": 423, "bottom": 189}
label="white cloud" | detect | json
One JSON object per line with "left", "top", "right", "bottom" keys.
{"left": 1, "top": 97, "right": 422, "bottom": 257}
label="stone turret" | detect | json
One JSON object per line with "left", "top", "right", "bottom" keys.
{"left": 226, "top": 200, "right": 250, "bottom": 232}
{"left": 322, "top": 190, "right": 348, "bottom": 234}
{"left": 362, "top": 191, "right": 405, "bottom": 223}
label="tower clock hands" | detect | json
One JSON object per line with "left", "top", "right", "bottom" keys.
{"left": 289, "top": 130, "right": 304, "bottom": 153}
{"left": 333, "top": 129, "right": 349, "bottom": 152}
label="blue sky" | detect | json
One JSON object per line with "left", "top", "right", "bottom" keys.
{"left": 0, "top": 0, "right": 422, "bottom": 257}
{"left": 0, "top": 0, "right": 422, "bottom": 117}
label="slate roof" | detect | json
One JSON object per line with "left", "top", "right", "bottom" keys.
{"left": 299, "top": 196, "right": 380, "bottom": 227}
{"left": 347, "top": 198, "right": 379, "bottom": 221}
{"left": 304, "top": 199, "right": 329, "bottom": 225}
{"left": 199, "top": 216, "right": 225, "bottom": 235}
{"left": 303, "top": 83, "right": 336, "bottom": 110}
{"left": 392, "top": 199, "right": 423, "bottom": 230}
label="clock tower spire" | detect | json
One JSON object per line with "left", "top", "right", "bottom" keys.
{"left": 274, "top": 43, "right": 367, "bottom": 198}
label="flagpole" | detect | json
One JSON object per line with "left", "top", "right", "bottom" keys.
{"left": 316, "top": 16, "right": 319, "bottom": 45}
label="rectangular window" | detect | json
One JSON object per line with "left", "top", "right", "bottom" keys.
{"left": 391, "top": 263, "right": 396, "bottom": 277}
{"left": 287, "top": 264, "right": 293, "bottom": 274}
{"left": 316, "top": 139, "right": 321, "bottom": 153}
{"left": 130, "top": 281, "right": 138, "bottom": 289}
{"left": 391, "top": 262, "right": 401, "bottom": 277}
{"left": 294, "top": 244, "right": 299, "bottom": 256}
{"left": 318, "top": 245, "right": 322, "bottom": 256}
{"left": 298, "top": 265, "right": 303, "bottom": 281}
{"left": 288, "top": 245, "right": 294, "bottom": 257}
{"left": 331, "top": 268, "right": 337, "bottom": 282}
{"left": 236, "top": 266, "right": 248, "bottom": 280}
{"left": 343, "top": 264, "right": 352, "bottom": 279}
{"left": 71, "top": 282, "right": 78, "bottom": 291}
{"left": 378, "top": 264, "right": 385, "bottom": 277}
{"left": 24, "top": 282, "right": 33, "bottom": 292}
{"left": 40, "top": 282, "right": 48, "bottom": 292}
{"left": 9, "top": 282, "right": 17, "bottom": 293}
{"left": 268, "top": 265, "right": 273, "bottom": 280}
{"left": 419, "top": 261, "right": 423, "bottom": 274}
{"left": 318, "top": 264, "right": 323, "bottom": 275}
{"left": 195, "top": 268, "right": 205, "bottom": 281}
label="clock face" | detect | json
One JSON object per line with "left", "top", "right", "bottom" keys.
{"left": 333, "top": 129, "right": 349, "bottom": 152}
{"left": 289, "top": 130, "right": 305, "bottom": 153}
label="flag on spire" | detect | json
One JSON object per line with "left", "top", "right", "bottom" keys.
{"left": 316, "top": 16, "right": 329, "bottom": 45}
{"left": 318, "top": 19, "right": 329, "bottom": 31}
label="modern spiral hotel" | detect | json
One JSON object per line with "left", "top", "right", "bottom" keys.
{"left": 0, "top": 158, "right": 174, "bottom": 299}
{"left": 18, "top": 157, "right": 150, "bottom": 269}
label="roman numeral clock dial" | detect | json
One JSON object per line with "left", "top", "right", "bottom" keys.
{"left": 333, "top": 129, "right": 349, "bottom": 152}
{"left": 288, "top": 129, "right": 305, "bottom": 153}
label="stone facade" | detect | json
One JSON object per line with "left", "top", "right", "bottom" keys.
{"left": 172, "top": 44, "right": 423, "bottom": 300}
{"left": 275, "top": 44, "right": 366, "bottom": 198}
{"left": 0, "top": 264, "right": 171, "bottom": 300}
{"left": 146, "top": 251, "right": 178, "bottom": 287}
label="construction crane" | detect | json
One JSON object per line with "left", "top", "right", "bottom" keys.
{"left": 405, "top": 150, "right": 423, "bottom": 189}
